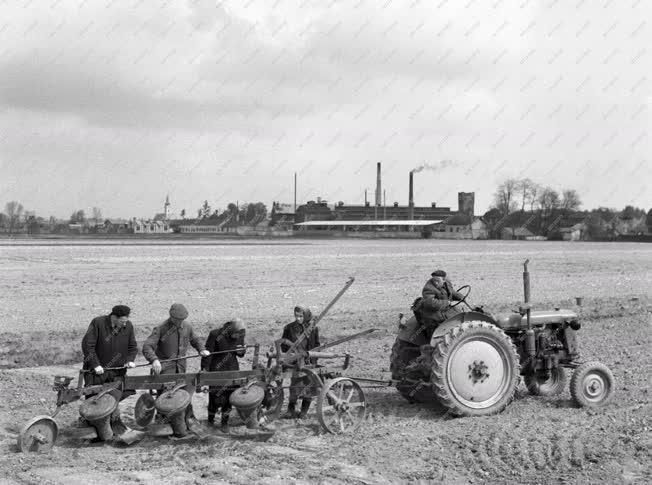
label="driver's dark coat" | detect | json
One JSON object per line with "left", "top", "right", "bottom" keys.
{"left": 420, "top": 278, "right": 464, "bottom": 325}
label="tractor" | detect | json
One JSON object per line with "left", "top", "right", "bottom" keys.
{"left": 390, "top": 260, "right": 615, "bottom": 416}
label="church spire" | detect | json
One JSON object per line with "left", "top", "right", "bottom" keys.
{"left": 164, "top": 194, "right": 170, "bottom": 220}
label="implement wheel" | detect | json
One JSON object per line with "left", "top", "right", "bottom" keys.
{"left": 570, "top": 361, "right": 615, "bottom": 408}
{"left": 18, "top": 416, "right": 58, "bottom": 453}
{"left": 317, "top": 378, "right": 366, "bottom": 434}
{"left": 431, "top": 321, "right": 520, "bottom": 417}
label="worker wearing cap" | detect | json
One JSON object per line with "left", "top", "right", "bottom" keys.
{"left": 81, "top": 304, "right": 138, "bottom": 393}
{"left": 142, "top": 303, "right": 210, "bottom": 374}
{"left": 81, "top": 304, "right": 138, "bottom": 433}
{"left": 201, "top": 318, "right": 247, "bottom": 432}
{"left": 420, "top": 269, "right": 464, "bottom": 327}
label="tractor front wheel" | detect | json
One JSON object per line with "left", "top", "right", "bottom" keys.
{"left": 570, "top": 361, "right": 615, "bottom": 408}
{"left": 430, "top": 321, "right": 520, "bottom": 417}
{"left": 525, "top": 368, "right": 567, "bottom": 397}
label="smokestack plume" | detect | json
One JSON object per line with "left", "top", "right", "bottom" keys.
{"left": 408, "top": 171, "right": 415, "bottom": 220}
{"left": 375, "top": 162, "right": 382, "bottom": 207}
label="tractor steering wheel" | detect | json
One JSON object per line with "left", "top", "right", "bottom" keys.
{"left": 449, "top": 285, "right": 471, "bottom": 309}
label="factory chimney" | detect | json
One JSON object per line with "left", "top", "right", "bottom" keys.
{"left": 408, "top": 171, "right": 415, "bottom": 220}
{"left": 375, "top": 162, "right": 382, "bottom": 207}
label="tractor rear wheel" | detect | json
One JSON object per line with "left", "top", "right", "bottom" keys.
{"left": 430, "top": 321, "right": 520, "bottom": 417}
{"left": 390, "top": 338, "right": 436, "bottom": 403}
{"left": 570, "top": 361, "right": 615, "bottom": 408}
{"left": 525, "top": 368, "right": 567, "bottom": 396}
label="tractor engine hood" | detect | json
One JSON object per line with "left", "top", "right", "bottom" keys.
{"left": 495, "top": 309, "right": 579, "bottom": 330}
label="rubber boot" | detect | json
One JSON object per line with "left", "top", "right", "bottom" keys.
{"left": 207, "top": 413, "right": 216, "bottom": 425}
{"left": 298, "top": 399, "right": 312, "bottom": 419}
{"left": 220, "top": 414, "right": 230, "bottom": 434}
{"left": 282, "top": 401, "right": 298, "bottom": 419}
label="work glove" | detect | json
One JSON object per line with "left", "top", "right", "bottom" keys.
{"left": 200, "top": 385, "right": 210, "bottom": 393}
{"left": 94, "top": 365, "right": 104, "bottom": 375}
{"left": 152, "top": 359, "right": 162, "bottom": 374}
{"left": 126, "top": 361, "right": 136, "bottom": 368}
{"left": 200, "top": 349, "right": 210, "bottom": 357}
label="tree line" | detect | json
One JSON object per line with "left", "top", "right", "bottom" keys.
{"left": 484, "top": 178, "right": 648, "bottom": 239}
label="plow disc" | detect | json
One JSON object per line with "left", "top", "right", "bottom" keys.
{"left": 18, "top": 415, "right": 58, "bottom": 453}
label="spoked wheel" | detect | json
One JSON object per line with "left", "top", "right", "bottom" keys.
{"left": 525, "top": 368, "right": 568, "bottom": 396}
{"left": 431, "top": 321, "right": 520, "bottom": 417}
{"left": 18, "top": 416, "right": 58, "bottom": 453}
{"left": 134, "top": 393, "right": 157, "bottom": 427}
{"left": 317, "top": 378, "right": 366, "bottom": 434}
{"left": 570, "top": 361, "right": 615, "bottom": 408}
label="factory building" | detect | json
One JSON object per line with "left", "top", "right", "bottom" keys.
{"left": 293, "top": 163, "right": 485, "bottom": 238}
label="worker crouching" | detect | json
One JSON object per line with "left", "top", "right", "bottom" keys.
{"left": 201, "top": 318, "right": 246, "bottom": 433}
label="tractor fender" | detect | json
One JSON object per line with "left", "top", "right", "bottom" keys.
{"left": 430, "top": 311, "right": 497, "bottom": 341}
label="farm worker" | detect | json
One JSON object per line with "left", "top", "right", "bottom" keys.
{"left": 201, "top": 318, "right": 247, "bottom": 432}
{"left": 142, "top": 303, "right": 210, "bottom": 423}
{"left": 419, "top": 269, "right": 464, "bottom": 327}
{"left": 81, "top": 304, "right": 138, "bottom": 432}
{"left": 81, "top": 304, "right": 138, "bottom": 396}
{"left": 280, "top": 306, "right": 320, "bottom": 419}
{"left": 142, "top": 303, "right": 210, "bottom": 375}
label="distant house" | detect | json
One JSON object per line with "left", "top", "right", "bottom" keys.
{"left": 270, "top": 202, "right": 295, "bottom": 229}
{"left": 434, "top": 215, "right": 488, "bottom": 239}
{"left": 179, "top": 213, "right": 232, "bottom": 233}
{"left": 133, "top": 219, "right": 171, "bottom": 234}
{"left": 102, "top": 219, "right": 131, "bottom": 234}
{"left": 502, "top": 226, "right": 535, "bottom": 240}
{"left": 559, "top": 222, "right": 587, "bottom": 241}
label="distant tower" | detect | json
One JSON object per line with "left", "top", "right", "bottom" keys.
{"left": 164, "top": 194, "right": 171, "bottom": 220}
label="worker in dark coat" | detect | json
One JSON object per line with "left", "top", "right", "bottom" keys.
{"left": 419, "top": 270, "right": 464, "bottom": 327}
{"left": 281, "top": 306, "right": 320, "bottom": 419}
{"left": 81, "top": 304, "right": 138, "bottom": 433}
{"left": 201, "top": 318, "right": 246, "bottom": 432}
{"left": 81, "top": 304, "right": 138, "bottom": 399}
{"left": 142, "top": 303, "right": 209, "bottom": 374}
{"left": 142, "top": 303, "right": 209, "bottom": 423}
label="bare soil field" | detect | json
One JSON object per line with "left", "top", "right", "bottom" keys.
{"left": 0, "top": 240, "right": 650, "bottom": 484}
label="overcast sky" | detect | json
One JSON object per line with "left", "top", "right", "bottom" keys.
{"left": 0, "top": 0, "right": 649, "bottom": 219}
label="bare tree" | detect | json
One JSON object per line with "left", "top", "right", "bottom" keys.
{"left": 528, "top": 182, "right": 541, "bottom": 212}
{"left": 538, "top": 187, "right": 561, "bottom": 213}
{"left": 492, "top": 178, "right": 518, "bottom": 216}
{"left": 5, "top": 201, "right": 24, "bottom": 234}
{"left": 561, "top": 189, "right": 582, "bottom": 212}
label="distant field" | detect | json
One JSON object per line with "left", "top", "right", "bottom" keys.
{"left": 0, "top": 239, "right": 650, "bottom": 334}
{"left": 0, "top": 239, "right": 650, "bottom": 483}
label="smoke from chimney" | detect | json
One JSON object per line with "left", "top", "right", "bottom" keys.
{"left": 411, "top": 160, "right": 455, "bottom": 173}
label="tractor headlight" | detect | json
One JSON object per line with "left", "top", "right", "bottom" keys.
{"left": 569, "top": 320, "right": 581, "bottom": 330}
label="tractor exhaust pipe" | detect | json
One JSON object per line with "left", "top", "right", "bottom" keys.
{"left": 523, "top": 259, "right": 536, "bottom": 363}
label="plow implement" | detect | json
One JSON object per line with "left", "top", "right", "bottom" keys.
{"left": 19, "top": 277, "right": 384, "bottom": 452}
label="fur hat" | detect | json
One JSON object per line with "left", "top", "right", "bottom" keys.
{"left": 111, "top": 305, "right": 131, "bottom": 318}
{"left": 431, "top": 269, "right": 447, "bottom": 278}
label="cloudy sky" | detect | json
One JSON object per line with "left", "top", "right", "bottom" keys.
{"left": 0, "top": 0, "right": 649, "bottom": 219}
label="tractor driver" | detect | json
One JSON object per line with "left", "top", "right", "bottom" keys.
{"left": 419, "top": 269, "right": 464, "bottom": 327}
